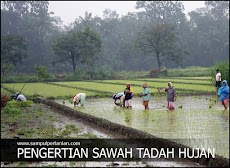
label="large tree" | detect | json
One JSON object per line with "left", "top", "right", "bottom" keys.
{"left": 135, "top": 23, "right": 188, "bottom": 68}
{"left": 187, "top": 1, "right": 229, "bottom": 66}
{"left": 52, "top": 28, "right": 101, "bottom": 72}
{"left": 1, "top": 35, "right": 28, "bottom": 75}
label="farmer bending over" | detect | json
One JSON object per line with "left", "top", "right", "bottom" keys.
{"left": 11, "top": 92, "right": 27, "bottom": 102}
{"left": 112, "top": 92, "right": 125, "bottom": 106}
{"left": 72, "top": 93, "right": 86, "bottom": 107}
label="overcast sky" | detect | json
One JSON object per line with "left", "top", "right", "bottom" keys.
{"left": 48, "top": 1, "right": 206, "bottom": 25}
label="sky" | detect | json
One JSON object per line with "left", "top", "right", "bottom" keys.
{"left": 48, "top": 1, "right": 206, "bottom": 25}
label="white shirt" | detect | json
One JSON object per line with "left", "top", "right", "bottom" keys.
{"left": 216, "top": 72, "right": 221, "bottom": 81}
{"left": 73, "top": 93, "right": 86, "bottom": 102}
{"left": 17, "top": 94, "right": 27, "bottom": 102}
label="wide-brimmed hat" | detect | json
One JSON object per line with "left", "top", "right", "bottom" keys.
{"left": 126, "top": 83, "right": 131, "bottom": 86}
{"left": 142, "top": 82, "right": 148, "bottom": 88}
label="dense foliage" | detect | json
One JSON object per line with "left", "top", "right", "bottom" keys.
{"left": 211, "top": 62, "right": 229, "bottom": 84}
{"left": 1, "top": 1, "right": 229, "bottom": 75}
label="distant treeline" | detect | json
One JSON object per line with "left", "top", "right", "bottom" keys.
{"left": 1, "top": 1, "right": 229, "bottom": 75}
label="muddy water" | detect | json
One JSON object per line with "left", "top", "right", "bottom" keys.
{"left": 1, "top": 103, "right": 202, "bottom": 167}
{"left": 56, "top": 95, "right": 229, "bottom": 159}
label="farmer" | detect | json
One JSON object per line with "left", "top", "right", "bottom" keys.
{"left": 112, "top": 92, "right": 125, "bottom": 106}
{"left": 215, "top": 69, "right": 221, "bottom": 92}
{"left": 12, "top": 92, "right": 27, "bottom": 102}
{"left": 217, "top": 80, "right": 229, "bottom": 109}
{"left": 139, "top": 82, "right": 150, "bottom": 110}
{"left": 72, "top": 93, "right": 86, "bottom": 107}
{"left": 158, "top": 82, "right": 176, "bottom": 110}
{"left": 124, "top": 83, "right": 133, "bottom": 108}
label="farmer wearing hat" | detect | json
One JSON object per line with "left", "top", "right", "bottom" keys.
{"left": 112, "top": 92, "right": 125, "bottom": 106}
{"left": 72, "top": 93, "right": 86, "bottom": 107}
{"left": 139, "top": 82, "right": 150, "bottom": 110}
{"left": 124, "top": 83, "right": 133, "bottom": 108}
{"left": 158, "top": 82, "right": 176, "bottom": 110}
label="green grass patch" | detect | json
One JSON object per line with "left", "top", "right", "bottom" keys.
{"left": 93, "top": 79, "right": 214, "bottom": 93}
{"left": 1, "top": 87, "right": 13, "bottom": 97}
{"left": 137, "top": 77, "right": 213, "bottom": 85}
{"left": 2, "top": 75, "right": 215, "bottom": 101}
{"left": 1, "top": 83, "right": 98, "bottom": 99}
{"left": 167, "top": 66, "right": 211, "bottom": 77}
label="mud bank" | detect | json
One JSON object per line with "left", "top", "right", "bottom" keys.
{"left": 35, "top": 97, "right": 229, "bottom": 167}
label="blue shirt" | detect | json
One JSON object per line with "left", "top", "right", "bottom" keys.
{"left": 218, "top": 80, "right": 229, "bottom": 102}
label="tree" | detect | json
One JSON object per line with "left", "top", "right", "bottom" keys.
{"left": 135, "top": 1, "right": 186, "bottom": 25}
{"left": 52, "top": 28, "right": 101, "bottom": 72}
{"left": 77, "top": 28, "right": 102, "bottom": 70}
{"left": 187, "top": 1, "right": 229, "bottom": 66}
{"left": 34, "top": 64, "right": 51, "bottom": 81}
{"left": 135, "top": 23, "right": 188, "bottom": 68}
{"left": 1, "top": 35, "right": 28, "bottom": 75}
{"left": 1, "top": 1, "right": 62, "bottom": 72}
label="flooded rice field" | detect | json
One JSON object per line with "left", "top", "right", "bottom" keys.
{"left": 56, "top": 95, "right": 229, "bottom": 159}
{"left": 1, "top": 102, "right": 202, "bottom": 167}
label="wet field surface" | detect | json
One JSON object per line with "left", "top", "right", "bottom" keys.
{"left": 1, "top": 103, "right": 202, "bottom": 167}
{"left": 56, "top": 95, "right": 229, "bottom": 159}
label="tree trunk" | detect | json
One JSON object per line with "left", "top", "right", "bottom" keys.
{"left": 156, "top": 54, "right": 161, "bottom": 69}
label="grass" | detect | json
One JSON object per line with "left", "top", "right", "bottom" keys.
{"left": 1, "top": 87, "right": 13, "bottom": 97}
{"left": 167, "top": 66, "right": 211, "bottom": 77}
{"left": 1, "top": 66, "right": 212, "bottom": 83}
{"left": 1, "top": 83, "right": 98, "bottom": 99}
{"left": 52, "top": 81, "right": 145, "bottom": 94}
{"left": 168, "top": 76, "right": 212, "bottom": 80}
{"left": 136, "top": 78, "right": 213, "bottom": 85}
{"left": 92, "top": 79, "right": 214, "bottom": 93}
{"left": 1, "top": 100, "right": 101, "bottom": 139}
{"left": 1, "top": 76, "right": 215, "bottom": 101}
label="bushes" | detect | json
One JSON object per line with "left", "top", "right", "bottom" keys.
{"left": 1, "top": 94, "right": 9, "bottom": 109}
{"left": 25, "top": 64, "right": 57, "bottom": 82}
{"left": 114, "top": 70, "right": 148, "bottom": 79}
{"left": 2, "top": 100, "right": 33, "bottom": 115}
{"left": 65, "top": 68, "right": 115, "bottom": 81}
{"left": 211, "top": 62, "right": 229, "bottom": 84}
{"left": 167, "top": 66, "right": 211, "bottom": 77}
{"left": 1, "top": 66, "right": 216, "bottom": 83}
{"left": 149, "top": 67, "right": 168, "bottom": 77}
{"left": 1, "top": 74, "right": 38, "bottom": 83}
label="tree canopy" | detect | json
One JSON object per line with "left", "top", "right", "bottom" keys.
{"left": 1, "top": 1, "right": 229, "bottom": 74}
{"left": 52, "top": 28, "right": 101, "bottom": 72}
{"left": 135, "top": 23, "right": 188, "bottom": 68}
{"left": 1, "top": 35, "right": 28, "bottom": 75}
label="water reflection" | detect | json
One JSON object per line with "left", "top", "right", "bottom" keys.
{"left": 124, "top": 109, "right": 132, "bottom": 126}
{"left": 143, "top": 110, "right": 150, "bottom": 126}
{"left": 167, "top": 110, "right": 176, "bottom": 127}
{"left": 55, "top": 96, "right": 229, "bottom": 158}
{"left": 221, "top": 109, "right": 229, "bottom": 130}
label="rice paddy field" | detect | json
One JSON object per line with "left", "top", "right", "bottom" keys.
{"left": 1, "top": 76, "right": 229, "bottom": 159}
{"left": 1, "top": 76, "right": 214, "bottom": 99}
